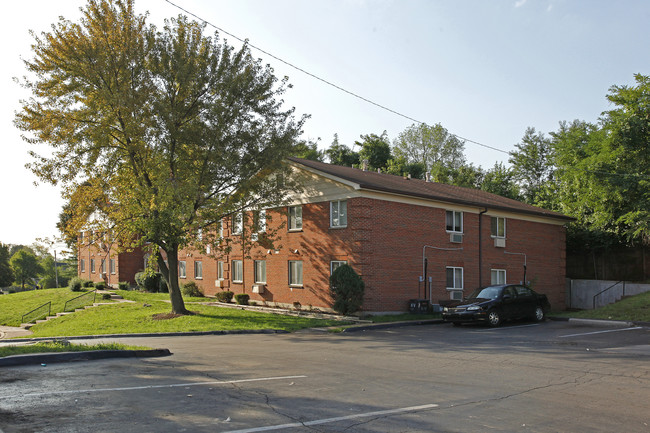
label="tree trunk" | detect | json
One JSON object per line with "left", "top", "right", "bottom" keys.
{"left": 157, "top": 244, "right": 190, "bottom": 315}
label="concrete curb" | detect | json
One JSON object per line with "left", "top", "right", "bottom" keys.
{"left": 549, "top": 317, "right": 648, "bottom": 327}
{"left": 341, "top": 319, "right": 445, "bottom": 333}
{"left": 0, "top": 348, "right": 172, "bottom": 367}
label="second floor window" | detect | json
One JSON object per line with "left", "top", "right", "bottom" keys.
{"left": 110, "top": 259, "right": 116, "bottom": 274}
{"left": 232, "top": 213, "right": 243, "bottom": 235}
{"left": 90, "top": 259, "right": 96, "bottom": 273}
{"left": 330, "top": 200, "right": 347, "bottom": 228}
{"left": 446, "top": 210, "right": 463, "bottom": 233}
{"left": 289, "top": 205, "right": 302, "bottom": 231}
{"left": 491, "top": 217, "right": 506, "bottom": 238}
{"left": 330, "top": 260, "right": 347, "bottom": 275}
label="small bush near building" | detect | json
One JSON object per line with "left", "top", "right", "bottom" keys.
{"left": 235, "top": 293, "right": 249, "bottom": 305}
{"left": 215, "top": 290, "right": 234, "bottom": 303}
{"left": 329, "top": 264, "right": 365, "bottom": 315}
{"left": 68, "top": 277, "right": 85, "bottom": 292}
{"left": 82, "top": 280, "right": 94, "bottom": 288}
{"left": 181, "top": 281, "right": 203, "bottom": 297}
{"left": 94, "top": 281, "right": 106, "bottom": 290}
{"left": 135, "top": 272, "right": 166, "bottom": 293}
{"left": 118, "top": 281, "right": 130, "bottom": 291}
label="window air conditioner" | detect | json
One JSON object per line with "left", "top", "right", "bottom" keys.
{"left": 252, "top": 285, "right": 264, "bottom": 294}
{"left": 450, "top": 233, "right": 463, "bottom": 243}
{"left": 494, "top": 238, "right": 506, "bottom": 248}
{"left": 450, "top": 290, "right": 463, "bottom": 300}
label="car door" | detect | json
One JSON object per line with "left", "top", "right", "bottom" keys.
{"left": 513, "top": 285, "right": 536, "bottom": 318}
{"left": 500, "top": 286, "right": 519, "bottom": 319}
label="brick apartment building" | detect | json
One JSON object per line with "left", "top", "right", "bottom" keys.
{"left": 78, "top": 157, "right": 572, "bottom": 312}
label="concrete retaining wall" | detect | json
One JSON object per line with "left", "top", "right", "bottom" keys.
{"left": 566, "top": 279, "right": 650, "bottom": 310}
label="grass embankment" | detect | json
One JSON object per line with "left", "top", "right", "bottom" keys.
{"left": 0, "top": 341, "right": 149, "bottom": 358}
{"left": 1, "top": 288, "right": 353, "bottom": 338}
{"left": 549, "top": 290, "right": 650, "bottom": 322}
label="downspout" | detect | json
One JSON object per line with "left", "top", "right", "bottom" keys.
{"left": 478, "top": 208, "right": 488, "bottom": 287}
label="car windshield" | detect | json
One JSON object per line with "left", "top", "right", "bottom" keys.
{"left": 469, "top": 287, "right": 501, "bottom": 300}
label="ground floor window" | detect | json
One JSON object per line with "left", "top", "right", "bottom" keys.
{"left": 491, "top": 269, "right": 506, "bottom": 285}
{"left": 110, "top": 259, "right": 116, "bottom": 275}
{"left": 90, "top": 259, "right": 96, "bottom": 273}
{"left": 254, "top": 260, "right": 266, "bottom": 284}
{"left": 217, "top": 261, "right": 224, "bottom": 280}
{"left": 179, "top": 261, "right": 186, "bottom": 279}
{"left": 194, "top": 261, "right": 203, "bottom": 279}
{"left": 232, "top": 260, "right": 243, "bottom": 283}
{"left": 289, "top": 260, "right": 303, "bottom": 286}
{"left": 330, "top": 260, "right": 347, "bottom": 275}
{"left": 80, "top": 259, "right": 85, "bottom": 273}
{"left": 446, "top": 267, "right": 463, "bottom": 290}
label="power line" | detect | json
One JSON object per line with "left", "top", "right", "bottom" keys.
{"left": 162, "top": 0, "right": 510, "bottom": 156}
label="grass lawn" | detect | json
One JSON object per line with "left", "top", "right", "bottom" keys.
{"left": 0, "top": 341, "right": 149, "bottom": 358}
{"left": 549, "top": 290, "right": 650, "bottom": 322}
{"left": 0, "top": 288, "right": 104, "bottom": 327}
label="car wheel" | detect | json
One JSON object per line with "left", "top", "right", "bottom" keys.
{"left": 487, "top": 310, "right": 501, "bottom": 327}
{"left": 533, "top": 306, "right": 545, "bottom": 322}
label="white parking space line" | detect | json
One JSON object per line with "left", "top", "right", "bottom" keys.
{"left": 559, "top": 327, "right": 643, "bottom": 338}
{"left": 474, "top": 324, "right": 540, "bottom": 331}
{"left": 222, "top": 403, "right": 440, "bottom": 433}
{"left": 0, "top": 375, "right": 307, "bottom": 400}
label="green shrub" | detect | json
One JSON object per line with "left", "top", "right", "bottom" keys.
{"left": 215, "top": 290, "right": 234, "bottom": 303}
{"left": 82, "top": 280, "right": 94, "bottom": 288}
{"left": 135, "top": 272, "right": 165, "bottom": 293}
{"left": 181, "top": 281, "right": 204, "bottom": 297}
{"left": 68, "top": 277, "right": 85, "bottom": 292}
{"left": 101, "top": 293, "right": 112, "bottom": 300}
{"left": 234, "top": 293, "right": 249, "bottom": 305}
{"left": 94, "top": 281, "right": 107, "bottom": 290}
{"left": 329, "top": 264, "right": 365, "bottom": 315}
{"left": 118, "top": 281, "right": 130, "bottom": 291}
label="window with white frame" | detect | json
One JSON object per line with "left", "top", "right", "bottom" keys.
{"left": 330, "top": 260, "right": 347, "bottom": 275}
{"left": 110, "top": 258, "right": 116, "bottom": 275}
{"left": 446, "top": 211, "right": 463, "bottom": 233}
{"left": 254, "top": 260, "right": 266, "bottom": 284}
{"left": 80, "top": 259, "right": 85, "bottom": 273}
{"left": 288, "top": 205, "right": 302, "bottom": 231}
{"left": 330, "top": 200, "right": 348, "bottom": 228}
{"left": 232, "top": 213, "right": 243, "bottom": 235}
{"left": 252, "top": 210, "right": 266, "bottom": 241}
{"left": 491, "top": 269, "right": 506, "bottom": 285}
{"left": 179, "top": 261, "right": 187, "bottom": 279}
{"left": 289, "top": 260, "right": 303, "bottom": 286}
{"left": 446, "top": 267, "right": 463, "bottom": 290}
{"left": 90, "top": 259, "right": 96, "bottom": 273}
{"left": 232, "top": 260, "right": 243, "bottom": 283}
{"left": 217, "top": 261, "right": 224, "bottom": 280}
{"left": 100, "top": 259, "right": 106, "bottom": 274}
{"left": 491, "top": 217, "right": 506, "bottom": 238}
{"left": 194, "top": 261, "right": 203, "bottom": 279}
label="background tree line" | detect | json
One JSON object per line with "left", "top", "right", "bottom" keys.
{"left": 294, "top": 73, "right": 650, "bottom": 265}
{"left": 0, "top": 242, "right": 76, "bottom": 290}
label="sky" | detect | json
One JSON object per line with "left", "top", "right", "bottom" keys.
{"left": 2, "top": 0, "right": 649, "bottom": 249}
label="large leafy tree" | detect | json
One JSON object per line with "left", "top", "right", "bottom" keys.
{"left": 10, "top": 250, "right": 43, "bottom": 289}
{"left": 325, "top": 134, "right": 359, "bottom": 167}
{"left": 393, "top": 123, "right": 466, "bottom": 175}
{"left": 356, "top": 131, "right": 392, "bottom": 171}
{"left": 16, "top": 0, "right": 305, "bottom": 314}
{"left": 508, "top": 127, "right": 554, "bottom": 205}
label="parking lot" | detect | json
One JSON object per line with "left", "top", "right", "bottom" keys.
{"left": 1, "top": 320, "right": 648, "bottom": 432}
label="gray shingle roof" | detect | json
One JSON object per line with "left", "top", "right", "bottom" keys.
{"left": 288, "top": 157, "right": 573, "bottom": 222}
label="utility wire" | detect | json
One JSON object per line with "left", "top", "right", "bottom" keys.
{"left": 163, "top": 0, "right": 509, "bottom": 156}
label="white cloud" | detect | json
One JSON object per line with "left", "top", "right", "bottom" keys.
{"left": 514, "top": 0, "right": 527, "bottom": 7}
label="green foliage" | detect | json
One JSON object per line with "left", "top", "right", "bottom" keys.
{"left": 68, "top": 277, "right": 85, "bottom": 292}
{"left": 135, "top": 272, "right": 166, "bottom": 293}
{"left": 0, "top": 243, "right": 13, "bottom": 287}
{"left": 215, "top": 290, "right": 234, "bottom": 303}
{"left": 16, "top": 0, "right": 306, "bottom": 315}
{"left": 118, "top": 281, "right": 130, "bottom": 291}
{"left": 356, "top": 132, "right": 392, "bottom": 171}
{"left": 509, "top": 127, "right": 553, "bottom": 205}
{"left": 329, "top": 264, "right": 365, "bottom": 315}
{"left": 9, "top": 249, "right": 43, "bottom": 289}
{"left": 393, "top": 123, "right": 466, "bottom": 174}
{"left": 325, "top": 134, "right": 359, "bottom": 167}
{"left": 234, "top": 293, "right": 250, "bottom": 305}
{"left": 181, "top": 281, "right": 204, "bottom": 297}
{"left": 94, "top": 281, "right": 107, "bottom": 290}
{"left": 0, "top": 341, "right": 149, "bottom": 358}
{"left": 481, "top": 162, "right": 521, "bottom": 200}
{"left": 83, "top": 280, "right": 95, "bottom": 288}
{"left": 292, "top": 139, "right": 324, "bottom": 161}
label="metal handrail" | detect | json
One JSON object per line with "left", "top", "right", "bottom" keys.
{"left": 21, "top": 301, "right": 51, "bottom": 324}
{"left": 593, "top": 281, "right": 624, "bottom": 309}
{"left": 64, "top": 289, "right": 97, "bottom": 312}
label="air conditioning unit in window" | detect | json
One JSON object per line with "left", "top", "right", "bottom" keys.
{"left": 450, "top": 233, "right": 463, "bottom": 243}
{"left": 450, "top": 291, "right": 463, "bottom": 300}
{"left": 252, "top": 285, "right": 264, "bottom": 294}
{"left": 494, "top": 238, "right": 506, "bottom": 248}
